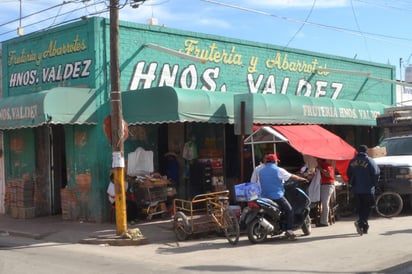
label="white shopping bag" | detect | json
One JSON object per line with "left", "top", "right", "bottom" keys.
{"left": 307, "top": 169, "right": 321, "bottom": 202}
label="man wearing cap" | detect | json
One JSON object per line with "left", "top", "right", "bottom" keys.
{"left": 250, "top": 154, "right": 267, "bottom": 185}
{"left": 347, "top": 145, "right": 380, "bottom": 235}
{"left": 259, "top": 154, "right": 308, "bottom": 240}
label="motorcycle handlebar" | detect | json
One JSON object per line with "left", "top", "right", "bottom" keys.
{"left": 285, "top": 179, "right": 309, "bottom": 188}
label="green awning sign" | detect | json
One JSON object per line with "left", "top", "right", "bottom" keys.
{"left": 0, "top": 87, "right": 97, "bottom": 129}
{"left": 116, "top": 87, "right": 386, "bottom": 126}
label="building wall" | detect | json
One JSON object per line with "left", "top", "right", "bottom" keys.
{"left": 1, "top": 19, "right": 111, "bottom": 221}
{"left": 112, "top": 18, "right": 395, "bottom": 105}
{"left": 0, "top": 16, "right": 398, "bottom": 221}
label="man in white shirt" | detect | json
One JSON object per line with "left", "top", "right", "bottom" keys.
{"left": 107, "top": 174, "right": 137, "bottom": 223}
{"left": 250, "top": 154, "right": 267, "bottom": 184}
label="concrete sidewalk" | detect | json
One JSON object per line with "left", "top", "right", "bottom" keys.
{"left": 0, "top": 214, "right": 176, "bottom": 246}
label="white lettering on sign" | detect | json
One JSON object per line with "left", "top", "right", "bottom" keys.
{"left": 129, "top": 61, "right": 225, "bottom": 91}
{"left": 0, "top": 105, "right": 38, "bottom": 121}
{"left": 246, "top": 73, "right": 343, "bottom": 98}
{"left": 180, "top": 64, "right": 198, "bottom": 89}
{"left": 130, "top": 61, "right": 346, "bottom": 97}
{"left": 9, "top": 70, "right": 38, "bottom": 87}
{"left": 41, "top": 60, "right": 91, "bottom": 83}
{"left": 303, "top": 105, "right": 380, "bottom": 120}
{"left": 303, "top": 105, "right": 339, "bottom": 118}
{"left": 8, "top": 59, "right": 92, "bottom": 88}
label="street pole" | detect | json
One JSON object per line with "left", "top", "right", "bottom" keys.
{"left": 110, "top": 0, "right": 127, "bottom": 235}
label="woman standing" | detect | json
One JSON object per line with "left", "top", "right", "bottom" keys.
{"left": 317, "top": 158, "right": 335, "bottom": 227}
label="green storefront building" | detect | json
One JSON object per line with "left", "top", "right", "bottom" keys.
{"left": 0, "top": 17, "right": 395, "bottom": 222}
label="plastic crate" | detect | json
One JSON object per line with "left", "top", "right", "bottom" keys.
{"left": 234, "top": 182, "right": 261, "bottom": 202}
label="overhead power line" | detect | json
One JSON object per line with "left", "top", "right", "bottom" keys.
{"left": 201, "top": 0, "right": 412, "bottom": 46}
{"left": 284, "top": 0, "right": 316, "bottom": 48}
{"left": 350, "top": 0, "right": 371, "bottom": 60}
{"left": 0, "top": 0, "right": 108, "bottom": 39}
{"left": 0, "top": 2, "right": 64, "bottom": 28}
{"left": 354, "top": 0, "right": 412, "bottom": 12}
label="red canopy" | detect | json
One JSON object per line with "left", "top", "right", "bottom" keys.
{"left": 273, "top": 125, "right": 356, "bottom": 181}
{"left": 273, "top": 125, "right": 356, "bottom": 161}
{"left": 248, "top": 125, "right": 356, "bottom": 181}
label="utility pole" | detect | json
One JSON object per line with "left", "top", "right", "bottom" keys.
{"left": 110, "top": 0, "right": 127, "bottom": 235}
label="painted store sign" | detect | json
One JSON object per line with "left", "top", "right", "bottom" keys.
{"left": 129, "top": 57, "right": 343, "bottom": 98}
{"left": 129, "top": 39, "right": 345, "bottom": 98}
{"left": 4, "top": 34, "right": 92, "bottom": 94}
{"left": 126, "top": 35, "right": 393, "bottom": 104}
{"left": 2, "top": 17, "right": 394, "bottom": 106}
{"left": 0, "top": 104, "right": 38, "bottom": 121}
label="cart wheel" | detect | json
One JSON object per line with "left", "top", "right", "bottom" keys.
{"left": 301, "top": 215, "right": 312, "bottom": 236}
{"left": 336, "top": 192, "right": 353, "bottom": 218}
{"left": 375, "top": 191, "right": 403, "bottom": 218}
{"left": 174, "top": 211, "right": 190, "bottom": 241}
{"left": 222, "top": 208, "right": 240, "bottom": 245}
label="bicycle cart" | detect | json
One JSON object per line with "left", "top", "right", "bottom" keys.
{"left": 133, "top": 178, "right": 169, "bottom": 220}
{"left": 172, "top": 190, "right": 240, "bottom": 245}
{"left": 335, "top": 183, "right": 405, "bottom": 218}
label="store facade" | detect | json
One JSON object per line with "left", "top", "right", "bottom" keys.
{"left": 0, "top": 17, "right": 395, "bottom": 222}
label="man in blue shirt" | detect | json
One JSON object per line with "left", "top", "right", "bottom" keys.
{"left": 259, "top": 154, "right": 307, "bottom": 240}
{"left": 347, "top": 145, "right": 380, "bottom": 235}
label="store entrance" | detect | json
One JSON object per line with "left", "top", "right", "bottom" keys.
{"left": 49, "top": 125, "right": 67, "bottom": 215}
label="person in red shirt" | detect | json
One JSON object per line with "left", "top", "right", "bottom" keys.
{"left": 317, "top": 158, "right": 335, "bottom": 226}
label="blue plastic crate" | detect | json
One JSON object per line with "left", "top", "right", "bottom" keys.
{"left": 234, "top": 182, "right": 261, "bottom": 202}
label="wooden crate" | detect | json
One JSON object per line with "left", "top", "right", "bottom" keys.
{"left": 18, "top": 207, "right": 35, "bottom": 219}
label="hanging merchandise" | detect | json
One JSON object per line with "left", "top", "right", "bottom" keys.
{"left": 127, "top": 147, "right": 154, "bottom": 176}
{"left": 307, "top": 169, "right": 321, "bottom": 202}
{"left": 182, "top": 140, "right": 198, "bottom": 161}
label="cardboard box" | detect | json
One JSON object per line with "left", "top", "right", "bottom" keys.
{"left": 367, "top": 146, "right": 387, "bottom": 158}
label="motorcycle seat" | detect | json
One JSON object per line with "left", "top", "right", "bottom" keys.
{"left": 258, "top": 197, "right": 279, "bottom": 208}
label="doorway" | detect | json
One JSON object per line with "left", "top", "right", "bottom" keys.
{"left": 49, "top": 125, "right": 67, "bottom": 215}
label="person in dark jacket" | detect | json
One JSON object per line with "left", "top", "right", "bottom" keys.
{"left": 347, "top": 145, "right": 380, "bottom": 235}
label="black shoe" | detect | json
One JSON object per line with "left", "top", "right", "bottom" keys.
{"left": 317, "top": 223, "right": 329, "bottom": 227}
{"left": 354, "top": 221, "right": 363, "bottom": 236}
{"left": 285, "top": 231, "right": 297, "bottom": 241}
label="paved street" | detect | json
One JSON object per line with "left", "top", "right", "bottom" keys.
{"left": 1, "top": 213, "right": 412, "bottom": 274}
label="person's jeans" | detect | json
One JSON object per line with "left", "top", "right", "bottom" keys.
{"left": 320, "top": 184, "right": 335, "bottom": 225}
{"left": 354, "top": 193, "right": 375, "bottom": 231}
{"left": 274, "top": 196, "right": 294, "bottom": 231}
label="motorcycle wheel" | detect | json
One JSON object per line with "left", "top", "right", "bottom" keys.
{"left": 173, "top": 211, "right": 190, "bottom": 241}
{"left": 247, "top": 218, "right": 268, "bottom": 244}
{"left": 301, "top": 215, "right": 312, "bottom": 236}
{"left": 222, "top": 208, "right": 240, "bottom": 245}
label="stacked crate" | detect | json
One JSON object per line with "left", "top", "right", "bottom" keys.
{"left": 6, "top": 180, "right": 35, "bottom": 219}
{"left": 61, "top": 187, "right": 76, "bottom": 220}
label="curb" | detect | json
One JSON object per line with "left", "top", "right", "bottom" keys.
{"left": 79, "top": 236, "right": 150, "bottom": 246}
{"left": 1, "top": 229, "right": 51, "bottom": 240}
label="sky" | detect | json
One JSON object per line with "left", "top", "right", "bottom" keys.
{"left": 1, "top": 0, "right": 412, "bottom": 79}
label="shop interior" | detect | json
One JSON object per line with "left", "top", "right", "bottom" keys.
{"left": 123, "top": 122, "right": 378, "bottom": 219}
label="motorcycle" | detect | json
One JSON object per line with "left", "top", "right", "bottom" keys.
{"left": 240, "top": 180, "right": 312, "bottom": 244}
